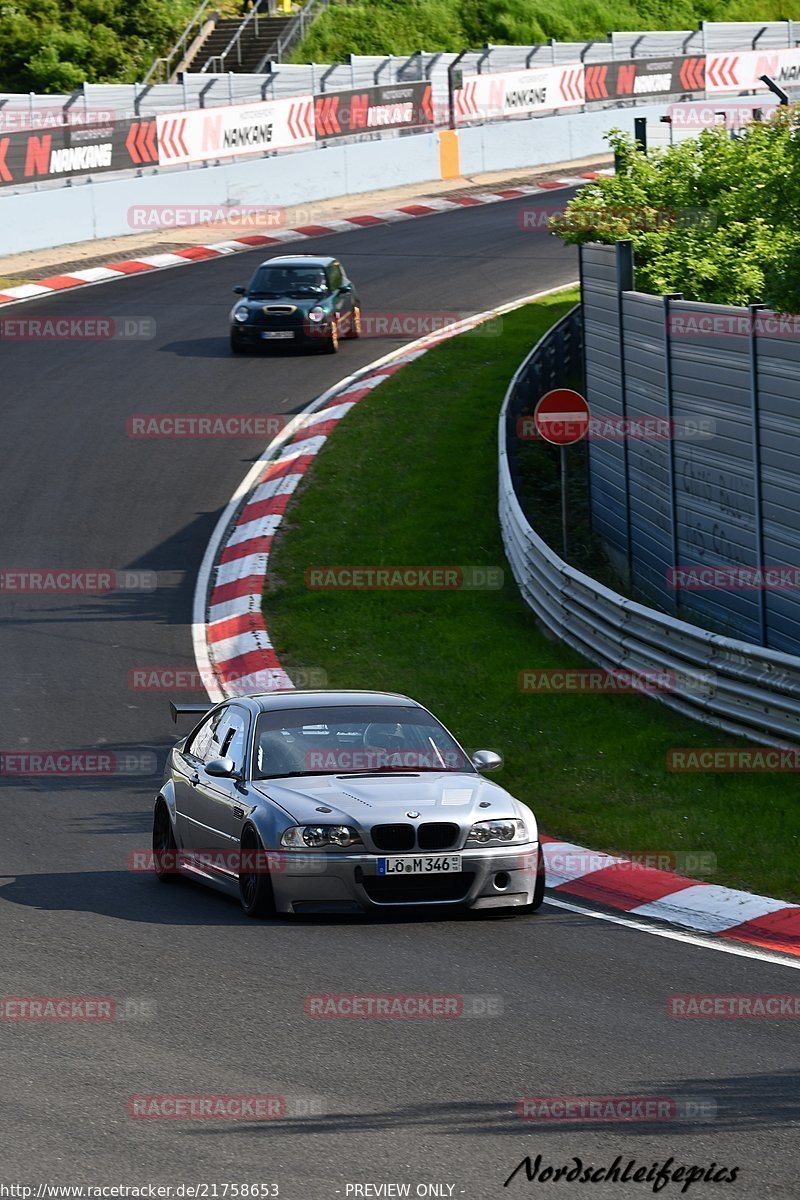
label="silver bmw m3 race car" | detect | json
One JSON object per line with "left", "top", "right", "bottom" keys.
{"left": 153, "top": 689, "right": 545, "bottom": 917}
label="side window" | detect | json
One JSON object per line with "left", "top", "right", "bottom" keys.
{"left": 220, "top": 709, "right": 248, "bottom": 773}
{"left": 328, "top": 262, "right": 343, "bottom": 291}
{"left": 186, "top": 708, "right": 226, "bottom": 764}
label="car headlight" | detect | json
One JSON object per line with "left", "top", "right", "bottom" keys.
{"left": 467, "top": 818, "right": 527, "bottom": 845}
{"left": 280, "top": 824, "right": 362, "bottom": 849}
{"left": 233, "top": 306, "right": 250, "bottom": 323}
{"left": 307, "top": 306, "right": 328, "bottom": 323}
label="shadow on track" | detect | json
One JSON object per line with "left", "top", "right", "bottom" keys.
{"left": 175, "top": 1072, "right": 800, "bottom": 1137}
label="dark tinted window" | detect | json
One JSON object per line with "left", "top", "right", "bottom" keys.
{"left": 248, "top": 265, "right": 329, "bottom": 297}
{"left": 253, "top": 704, "right": 470, "bottom": 779}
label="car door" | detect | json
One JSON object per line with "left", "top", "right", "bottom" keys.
{"left": 328, "top": 261, "right": 353, "bottom": 328}
{"left": 172, "top": 705, "right": 228, "bottom": 851}
{"left": 192, "top": 706, "right": 252, "bottom": 870}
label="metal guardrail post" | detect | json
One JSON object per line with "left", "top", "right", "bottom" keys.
{"left": 448, "top": 49, "right": 468, "bottom": 130}
{"left": 663, "top": 292, "right": 684, "bottom": 611}
{"left": 749, "top": 303, "right": 768, "bottom": 646}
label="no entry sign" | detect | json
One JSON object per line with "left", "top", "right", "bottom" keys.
{"left": 533, "top": 388, "right": 590, "bottom": 445}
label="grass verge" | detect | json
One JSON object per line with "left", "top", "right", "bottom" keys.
{"left": 264, "top": 291, "right": 799, "bottom": 902}
{"left": 294, "top": 0, "right": 800, "bottom": 63}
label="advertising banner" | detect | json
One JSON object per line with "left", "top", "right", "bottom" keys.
{"left": 0, "top": 117, "right": 157, "bottom": 189}
{"left": 156, "top": 96, "right": 314, "bottom": 166}
{"left": 706, "top": 47, "right": 800, "bottom": 93}
{"left": 315, "top": 82, "right": 434, "bottom": 139}
{"left": 454, "top": 63, "right": 584, "bottom": 123}
{"left": 584, "top": 56, "right": 706, "bottom": 101}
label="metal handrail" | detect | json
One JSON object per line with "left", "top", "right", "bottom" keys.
{"left": 199, "top": 0, "right": 278, "bottom": 73}
{"left": 144, "top": 0, "right": 219, "bottom": 84}
{"left": 269, "top": 0, "right": 331, "bottom": 66}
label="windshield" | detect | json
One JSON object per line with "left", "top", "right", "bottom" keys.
{"left": 253, "top": 704, "right": 472, "bottom": 780}
{"left": 248, "top": 265, "right": 329, "bottom": 298}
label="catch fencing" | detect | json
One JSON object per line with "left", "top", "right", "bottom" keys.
{"left": 499, "top": 304, "right": 800, "bottom": 747}
{"left": 2, "top": 21, "right": 800, "bottom": 191}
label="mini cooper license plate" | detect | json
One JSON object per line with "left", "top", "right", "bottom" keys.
{"left": 378, "top": 854, "right": 461, "bottom": 875}
{"left": 261, "top": 330, "right": 294, "bottom": 339}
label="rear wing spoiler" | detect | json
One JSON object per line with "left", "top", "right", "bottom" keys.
{"left": 170, "top": 701, "right": 213, "bottom": 724}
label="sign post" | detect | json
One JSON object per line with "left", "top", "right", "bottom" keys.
{"left": 533, "top": 388, "right": 591, "bottom": 559}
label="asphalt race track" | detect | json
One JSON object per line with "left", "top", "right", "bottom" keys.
{"left": 1, "top": 194, "right": 797, "bottom": 1197}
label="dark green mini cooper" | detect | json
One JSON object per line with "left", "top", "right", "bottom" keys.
{"left": 229, "top": 254, "right": 361, "bottom": 354}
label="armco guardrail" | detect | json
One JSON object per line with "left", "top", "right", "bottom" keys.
{"left": 499, "top": 306, "right": 800, "bottom": 749}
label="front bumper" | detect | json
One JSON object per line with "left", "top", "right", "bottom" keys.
{"left": 269, "top": 842, "right": 542, "bottom": 914}
{"left": 230, "top": 320, "right": 331, "bottom": 348}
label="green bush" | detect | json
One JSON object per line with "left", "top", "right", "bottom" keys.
{"left": 553, "top": 114, "right": 800, "bottom": 310}
{"left": 295, "top": 0, "right": 800, "bottom": 61}
{"left": 0, "top": 0, "right": 201, "bottom": 92}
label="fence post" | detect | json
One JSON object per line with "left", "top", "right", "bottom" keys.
{"left": 749, "top": 303, "right": 768, "bottom": 645}
{"left": 579, "top": 245, "right": 592, "bottom": 528}
{"left": 616, "top": 241, "right": 635, "bottom": 580}
{"left": 663, "top": 292, "right": 684, "bottom": 611}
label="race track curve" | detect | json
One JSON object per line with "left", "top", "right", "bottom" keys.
{"left": 1, "top": 194, "right": 797, "bottom": 1198}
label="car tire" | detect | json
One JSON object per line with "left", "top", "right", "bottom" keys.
{"left": 239, "top": 826, "right": 276, "bottom": 918}
{"left": 346, "top": 305, "right": 362, "bottom": 339}
{"left": 321, "top": 318, "right": 340, "bottom": 354}
{"left": 152, "top": 800, "right": 179, "bottom": 884}
{"left": 230, "top": 334, "right": 248, "bottom": 355}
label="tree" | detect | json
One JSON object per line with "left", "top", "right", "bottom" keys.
{"left": 552, "top": 111, "right": 800, "bottom": 312}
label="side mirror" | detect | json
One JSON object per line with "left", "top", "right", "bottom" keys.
{"left": 205, "top": 756, "right": 238, "bottom": 778}
{"left": 233, "top": 286, "right": 246, "bottom": 295}
{"left": 471, "top": 750, "right": 503, "bottom": 773}
{"left": 339, "top": 281, "right": 353, "bottom": 293}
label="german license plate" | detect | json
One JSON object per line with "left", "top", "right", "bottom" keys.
{"left": 261, "top": 330, "right": 294, "bottom": 340}
{"left": 378, "top": 854, "right": 461, "bottom": 875}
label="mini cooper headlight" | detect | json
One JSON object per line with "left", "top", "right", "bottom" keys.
{"left": 233, "top": 306, "right": 250, "bottom": 323}
{"left": 280, "top": 824, "right": 362, "bottom": 849}
{"left": 307, "top": 306, "right": 327, "bottom": 323}
{"left": 467, "top": 818, "right": 527, "bottom": 845}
